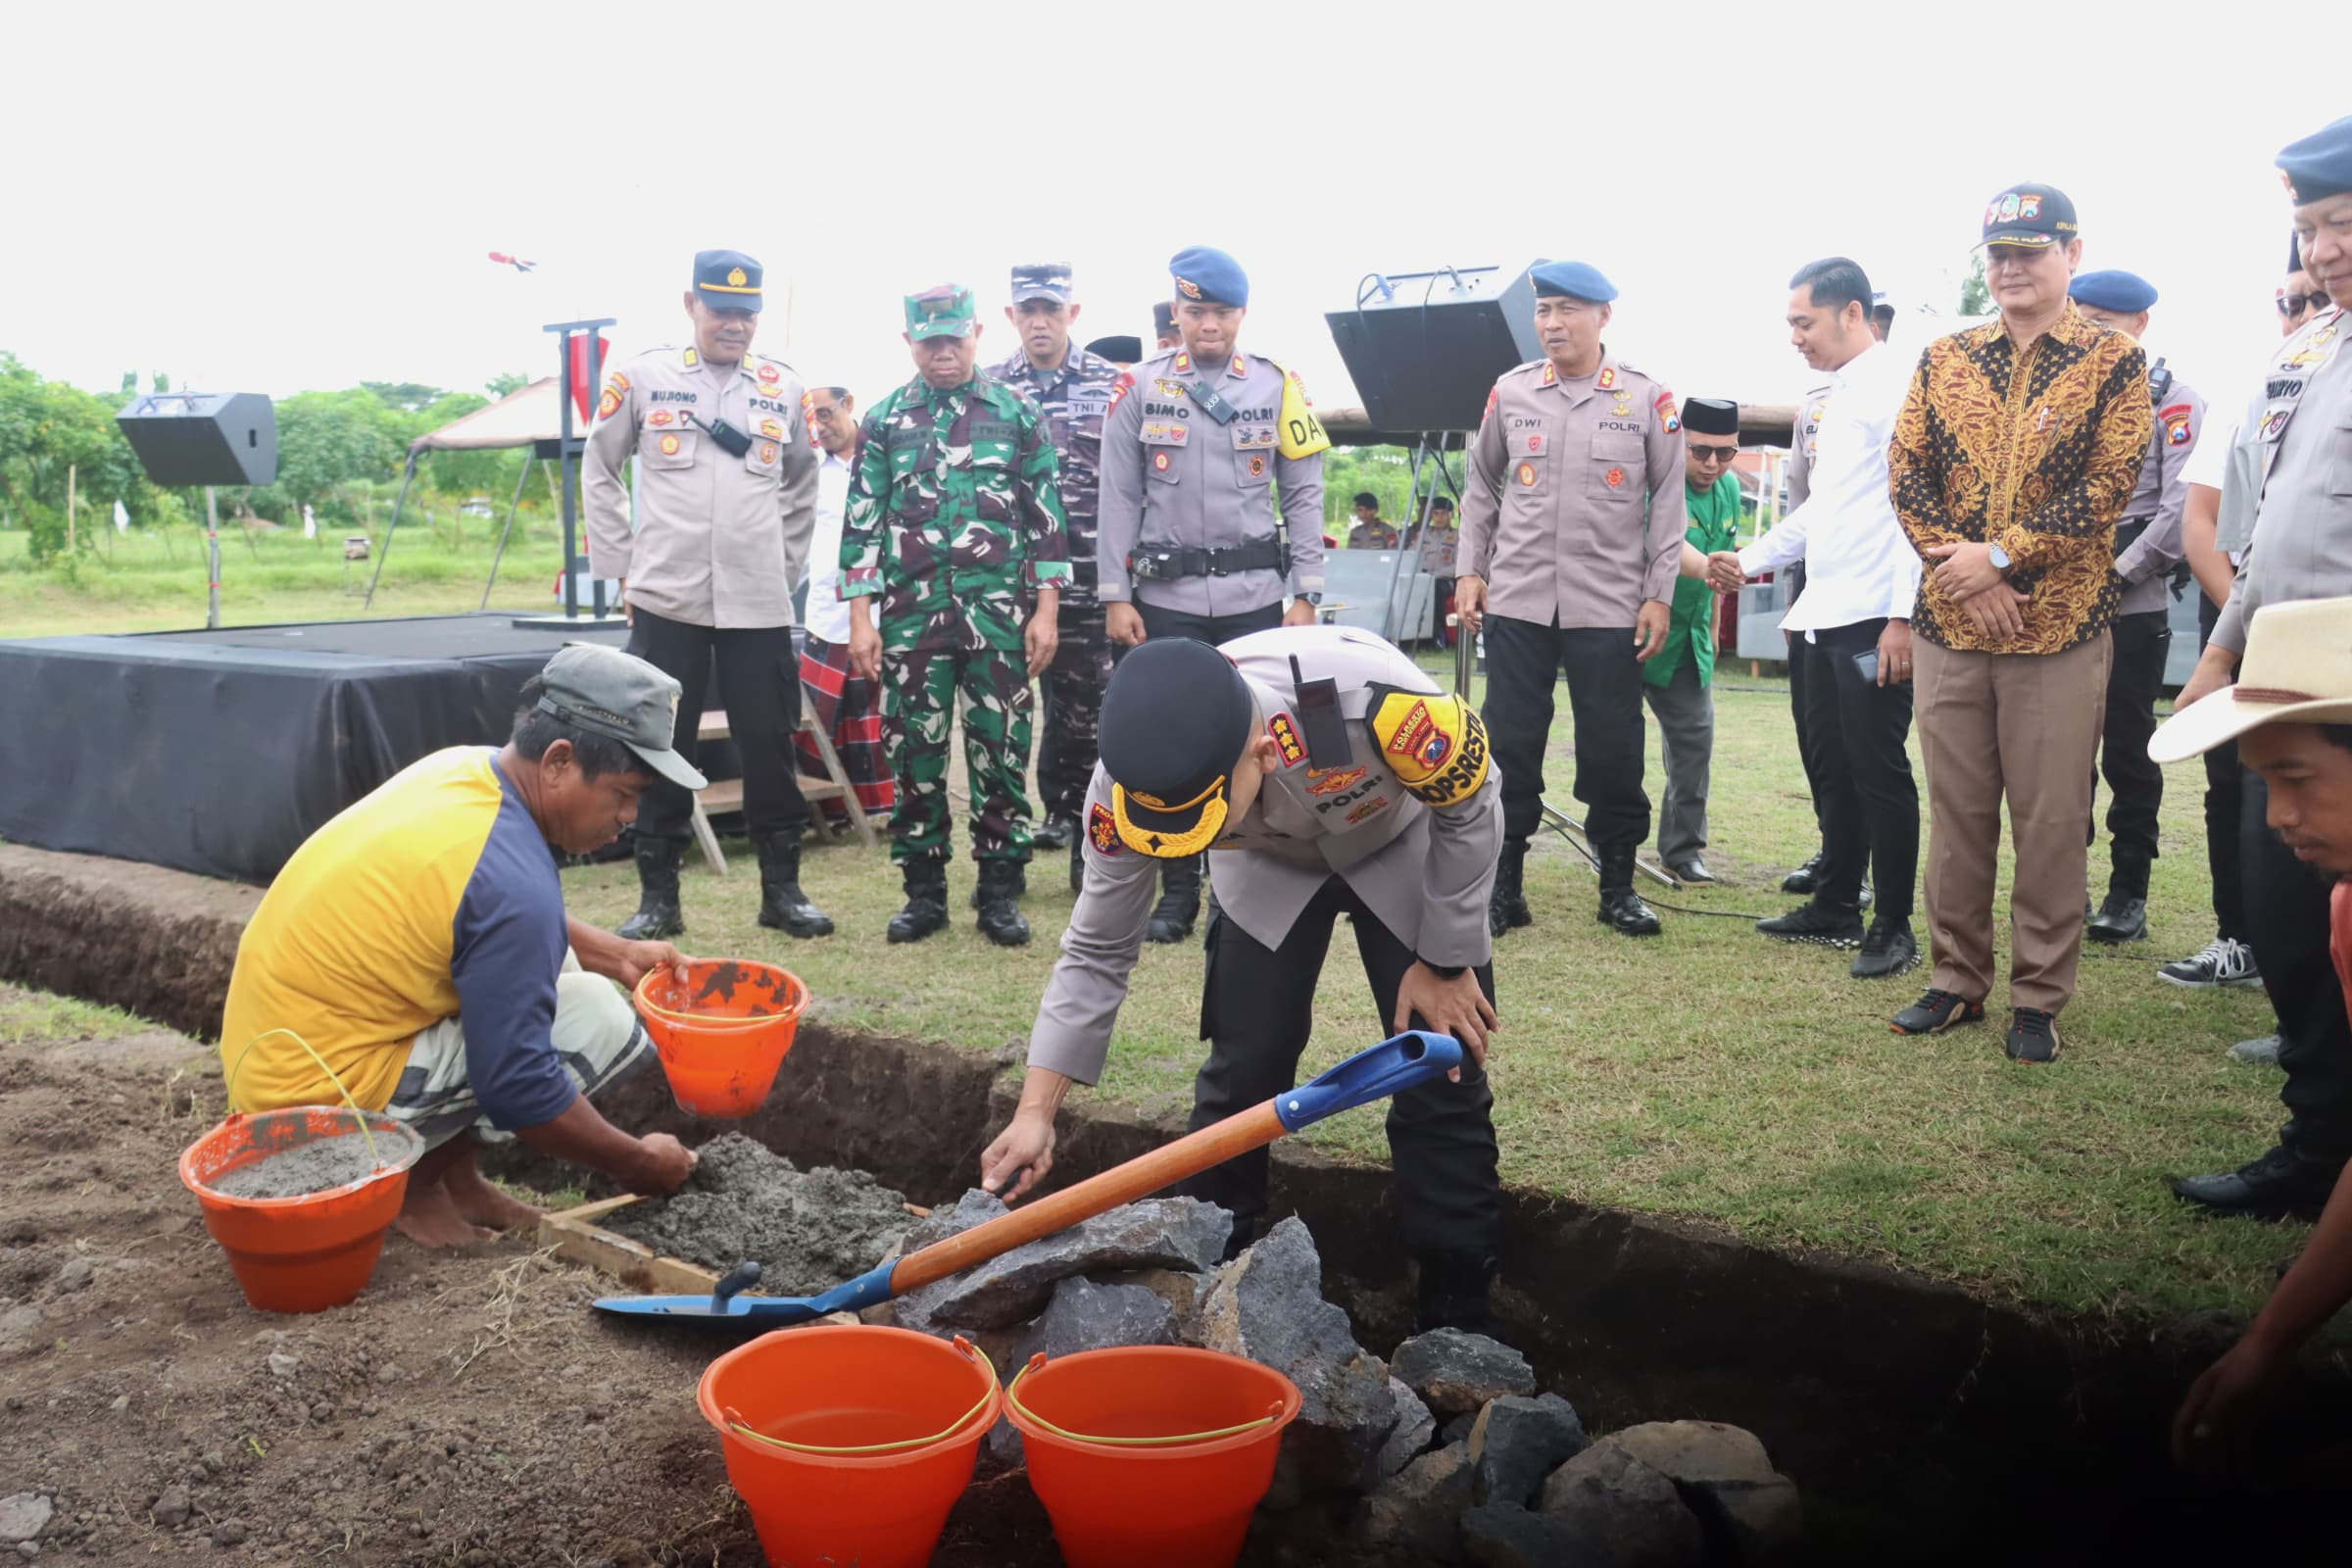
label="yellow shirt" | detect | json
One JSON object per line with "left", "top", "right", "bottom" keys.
{"left": 219, "top": 748, "right": 573, "bottom": 1126}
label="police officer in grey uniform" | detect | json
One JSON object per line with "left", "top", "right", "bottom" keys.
{"left": 978, "top": 625, "right": 1506, "bottom": 1332}
{"left": 989, "top": 264, "right": 1124, "bottom": 866}
{"left": 2168, "top": 115, "right": 2352, "bottom": 1221}
{"left": 2068, "top": 270, "right": 2204, "bottom": 945}
{"left": 1458, "top": 260, "right": 1688, "bottom": 939}
{"left": 583, "top": 249, "right": 832, "bottom": 943}
{"left": 1097, "top": 246, "right": 1331, "bottom": 942}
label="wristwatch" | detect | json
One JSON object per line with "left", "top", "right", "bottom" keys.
{"left": 1987, "top": 542, "right": 2012, "bottom": 572}
{"left": 1422, "top": 961, "right": 1467, "bottom": 980}
{"left": 1300, "top": 592, "right": 1323, "bottom": 606}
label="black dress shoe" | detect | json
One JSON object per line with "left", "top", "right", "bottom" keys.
{"left": 2170, "top": 1145, "right": 2342, "bottom": 1220}
{"left": 1596, "top": 886, "right": 1662, "bottom": 936}
{"left": 1756, "top": 898, "right": 1864, "bottom": 948}
{"left": 1667, "top": 857, "right": 1713, "bottom": 885}
{"left": 1031, "top": 815, "right": 1074, "bottom": 851}
{"left": 2085, "top": 893, "right": 2148, "bottom": 944}
{"left": 1782, "top": 852, "right": 1825, "bottom": 894}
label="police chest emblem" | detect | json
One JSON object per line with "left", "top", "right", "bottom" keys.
{"left": 757, "top": 364, "right": 780, "bottom": 384}
{"left": 1087, "top": 803, "right": 1121, "bottom": 856}
{"left": 1525, "top": 433, "right": 1544, "bottom": 453}
{"left": 1345, "top": 796, "right": 1392, "bottom": 825}
{"left": 1152, "top": 451, "right": 1173, "bottom": 473}
{"left": 760, "top": 418, "right": 784, "bottom": 439}
{"left": 1605, "top": 467, "right": 1626, "bottom": 489}
{"left": 1305, "top": 765, "right": 1366, "bottom": 796}
{"left": 1249, "top": 455, "right": 1266, "bottom": 478}
{"left": 1515, "top": 462, "right": 1538, "bottom": 488}
{"left": 649, "top": 409, "right": 674, "bottom": 427}
{"left": 760, "top": 442, "right": 779, "bottom": 463}
{"left": 659, "top": 434, "right": 682, "bottom": 456}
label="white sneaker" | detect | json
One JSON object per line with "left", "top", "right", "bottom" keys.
{"left": 2159, "top": 937, "right": 2262, "bottom": 990}
{"left": 2230, "top": 1034, "right": 2284, "bottom": 1066}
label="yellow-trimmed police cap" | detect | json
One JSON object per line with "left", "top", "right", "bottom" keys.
{"left": 694, "top": 250, "right": 763, "bottom": 312}
{"left": 1100, "top": 638, "right": 1254, "bottom": 858}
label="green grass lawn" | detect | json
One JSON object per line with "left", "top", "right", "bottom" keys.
{"left": 0, "top": 523, "right": 570, "bottom": 637}
{"left": 559, "top": 654, "right": 2297, "bottom": 1328}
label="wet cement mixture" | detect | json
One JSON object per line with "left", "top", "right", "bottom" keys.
{"left": 208, "top": 1136, "right": 393, "bottom": 1200}
{"left": 604, "top": 1132, "right": 914, "bottom": 1294}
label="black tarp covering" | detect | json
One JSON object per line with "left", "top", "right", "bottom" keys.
{"left": 0, "top": 614, "right": 628, "bottom": 885}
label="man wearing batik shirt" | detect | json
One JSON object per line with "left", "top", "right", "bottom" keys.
{"left": 794, "top": 385, "right": 894, "bottom": 821}
{"left": 1886, "top": 184, "right": 2151, "bottom": 1065}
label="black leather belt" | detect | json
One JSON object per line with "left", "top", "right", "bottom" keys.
{"left": 1129, "top": 536, "right": 1287, "bottom": 582}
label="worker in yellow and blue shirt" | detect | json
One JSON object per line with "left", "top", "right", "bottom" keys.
{"left": 219, "top": 646, "right": 703, "bottom": 1249}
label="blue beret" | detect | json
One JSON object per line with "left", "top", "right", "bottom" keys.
{"left": 1529, "top": 260, "right": 1617, "bottom": 303}
{"left": 1170, "top": 246, "right": 1248, "bottom": 308}
{"left": 2279, "top": 114, "right": 2352, "bottom": 206}
{"left": 2070, "top": 270, "right": 2157, "bottom": 313}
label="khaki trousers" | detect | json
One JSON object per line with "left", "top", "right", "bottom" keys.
{"left": 1913, "top": 632, "right": 2112, "bottom": 1015}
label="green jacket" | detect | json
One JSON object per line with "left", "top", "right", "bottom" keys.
{"left": 1642, "top": 470, "right": 1741, "bottom": 688}
{"left": 840, "top": 373, "right": 1070, "bottom": 644}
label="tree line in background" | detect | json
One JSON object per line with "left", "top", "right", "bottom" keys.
{"left": 0, "top": 356, "right": 536, "bottom": 566}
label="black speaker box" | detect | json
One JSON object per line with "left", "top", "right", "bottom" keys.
{"left": 116, "top": 392, "right": 278, "bottom": 486}
{"left": 1324, "top": 265, "right": 1545, "bottom": 433}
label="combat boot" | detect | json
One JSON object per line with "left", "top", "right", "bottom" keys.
{"left": 1488, "top": 840, "right": 1532, "bottom": 937}
{"left": 1595, "top": 847, "right": 1662, "bottom": 937}
{"left": 970, "top": 860, "right": 1025, "bottom": 907}
{"left": 617, "top": 837, "right": 685, "bottom": 942}
{"left": 1147, "top": 856, "right": 1201, "bottom": 944}
{"left": 974, "top": 858, "right": 1032, "bottom": 948}
{"left": 754, "top": 831, "right": 833, "bottom": 939}
{"left": 1414, "top": 1248, "right": 1500, "bottom": 1337}
{"left": 886, "top": 858, "right": 950, "bottom": 945}
{"left": 1031, "top": 814, "right": 1074, "bottom": 851}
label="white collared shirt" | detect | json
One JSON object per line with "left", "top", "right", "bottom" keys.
{"left": 803, "top": 449, "right": 854, "bottom": 644}
{"left": 1738, "top": 341, "right": 1922, "bottom": 638}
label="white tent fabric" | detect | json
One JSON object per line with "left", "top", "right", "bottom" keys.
{"left": 408, "top": 377, "right": 574, "bottom": 453}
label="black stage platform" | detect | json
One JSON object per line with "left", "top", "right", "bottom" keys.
{"left": 0, "top": 613, "right": 627, "bottom": 885}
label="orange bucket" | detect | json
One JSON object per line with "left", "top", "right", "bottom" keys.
{"left": 698, "top": 1324, "right": 1001, "bottom": 1568}
{"left": 1004, "top": 1347, "right": 1301, "bottom": 1568}
{"left": 178, "top": 1107, "right": 425, "bottom": 1314}
{"left": 633, "top": 958, "right": 807, "bottom": 1117}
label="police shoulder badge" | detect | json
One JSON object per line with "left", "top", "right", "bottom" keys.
{"left": 2160, "top": 402, "right": 2194, "bottom": 448}
{"left": 1267, "top": 711, "right": 1306, "bottom": 767}
{"left": 1364, "top": 683, "right": 1490, "bottom": 806}
{"left": 1087, "top": 803, "right": 1121, "bottom": 856}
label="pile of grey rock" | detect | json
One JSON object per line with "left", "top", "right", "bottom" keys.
{"left": 870, "top": 1196, "right": 1803, "bottom": 1565}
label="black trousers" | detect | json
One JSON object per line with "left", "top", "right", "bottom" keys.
{"left": 1798, "top": 620, "right": 1919, "bottom": 920}
{"left": 1180, "top": 876, "right": 1502, "bottom": 1253}
{"left": 624, "top": 610, "right": 808, "bottom": 844}
{"left": 2197, "top": 593, "right": 2246, "bottom": 941}
{"left": 1483, "top": 614, "right": 1649, "bottom": 850}
{"left": 1130, "top": 598, "right": 1285, "bottom": 649}
{"left": 1784, "top": 564, "right": 1832, "bottom": 844}
{"left": 2243, "top": 770, "right": 2352, "bottom": 1165}
{"left": 2089, "top": 609, "right": 2172, "bottom": 894}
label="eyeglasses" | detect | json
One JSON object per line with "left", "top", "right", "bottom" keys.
{"left": 2278, "top": 291, "right": 2331, "bottom": 317}
{"left": 1687, "top": 444, "right": 1740, "bottom": 462}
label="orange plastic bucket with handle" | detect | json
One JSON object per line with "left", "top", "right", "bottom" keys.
{"left": 179, "top": 1106, "right": 424, "bottom": 1313}
{"left": 633, "top": 958, "right": 807, "bottom": 1117}
{"left": 1004, "top": 1347, "right": 1302, "bottom": 1568}
{"left": 698, "top": 1324, "right": 1001, "bottom": 1568}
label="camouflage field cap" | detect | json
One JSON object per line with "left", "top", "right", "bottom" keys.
{"left": 906, "top": 284, "right": 979, "bottom": 341}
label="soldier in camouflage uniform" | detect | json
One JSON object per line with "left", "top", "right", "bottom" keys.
{"left": 990, "top": 264, "right": 1124, "bottom": 888}
{"left": 843, "top": 283, "right": 1071, "bottom": 946}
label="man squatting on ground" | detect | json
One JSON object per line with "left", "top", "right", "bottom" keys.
{"left": 978, "top": 625, "right": 1508, "bottom": 1333}
{"left": 218, "top": 646, "right": 702, "bottom": 1247}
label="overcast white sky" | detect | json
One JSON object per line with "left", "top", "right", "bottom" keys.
{"left": 2, "top": 5, "right": 2307, "bottom": 426}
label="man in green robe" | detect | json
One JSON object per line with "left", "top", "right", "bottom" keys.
{"left": 1642, "top": 397, "right": 1743, "bottom": 883}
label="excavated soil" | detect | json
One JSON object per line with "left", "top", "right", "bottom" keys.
{"left": 602, "top": 1134, "right": 915, "bottom": 1293}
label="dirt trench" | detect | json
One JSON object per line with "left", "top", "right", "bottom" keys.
{"left": 4, "top": 842, "right": 2349, "bottom": 1561}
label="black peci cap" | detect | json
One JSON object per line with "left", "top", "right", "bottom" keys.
{"left": 1098, "top": 639, "right": 1254, "bottom": 858}
{"left": 1086, "top": 334, "right": 1144, "bottom": 365}
{"left": 1681, "top": 397, "right": 1740, "bottom": 437}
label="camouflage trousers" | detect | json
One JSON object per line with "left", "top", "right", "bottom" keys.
{"left": 1036, "top": 603, "right": 1111, "bottom": 824}
{"left": 880, "top": 607, "right": 1035, "bottom": 865}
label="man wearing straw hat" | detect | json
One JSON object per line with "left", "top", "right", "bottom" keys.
{"left": 2151, "top": 597, "right": 2352, "bottom": 1472}
{"left": 220, "top": 645, "right": 702, "bottom": 1249}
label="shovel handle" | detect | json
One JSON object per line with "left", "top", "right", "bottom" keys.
{"left": 888, "top": 1032, "right": 1460, "bottom": 1298}
{"left": 890, "top": 1102, "right": 1288, "bottom": 1296}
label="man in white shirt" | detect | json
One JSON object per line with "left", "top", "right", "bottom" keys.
{"left": 1710, "top": 257, "right": 1922, "bottom": 980}
{"left": 793, "top": 386, "right": 895, "bottom": 820}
